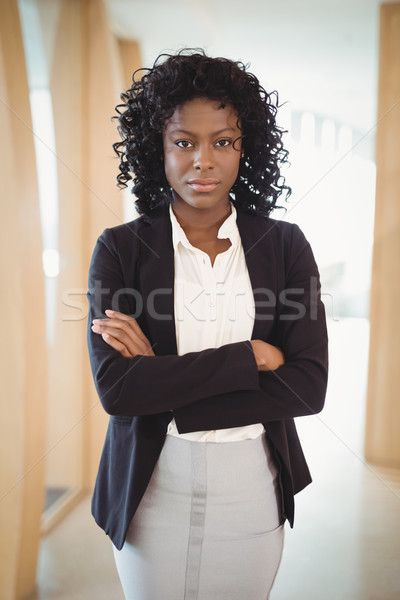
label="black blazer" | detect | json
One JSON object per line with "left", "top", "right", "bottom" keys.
{"left": 87, "top": 204, "right": 328, "bottom": 550}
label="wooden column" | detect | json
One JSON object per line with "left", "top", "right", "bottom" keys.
{"left": 84, "top": 0, "right": 127, "bottom": 486}
{"left": 45, "top": 0, "right": 86, "bottom": 501}
{"left": 365, "top": 3, "right": 400, "bottom": 468}
{"left": 119, "top": 39, "right": 143, "bottom": 90}
{"left": 48, "top": 0, "right": 126, "bottom": 496}
{"left": 0, "top": 1, "right": 47, "bottom": 598}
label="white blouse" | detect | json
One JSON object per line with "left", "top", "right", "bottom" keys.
{"left": 167, "top": 202, "right": 265, "bottom": 442}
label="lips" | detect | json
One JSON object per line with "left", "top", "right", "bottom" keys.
{"left": 188, "top": 178, "right": 220, "bottom": 192}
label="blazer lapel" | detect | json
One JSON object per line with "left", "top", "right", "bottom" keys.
{"left": 138, "top": 208, "right": 178, "bottom": 356}
{"left": 236, "top": 209, "right": 278, "bottom": 340}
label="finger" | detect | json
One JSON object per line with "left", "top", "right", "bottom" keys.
{"left": 104, "top": 309, "right": 133, "bottom": 322}
{"left": 100, "top": 331, "right": 155, "bottom": 358}
{"left": 104, "top": 309, "right": 142, "bottom": 331}
{"left": 92, "top": 323, "right": 152, "bottom": 357}
{"left": 92, "top": 318, "right": 140, "bottom": 341}
{"left": 92, "top": 320, "right": 143, "bottom": 343}
{"left": 92, "top": 322, "right": 141, "bottom": 349}
{"left": 101, "top": 333, "right": 132, "bottom": 358}
{"left": 98, "top": 311, "right": 150, "bottom": 344}
{"left": 104, "top": 310, "right": 148, "bottom": 340}
{"left": 92, "top": 318, "right": 136, "bottom": 332}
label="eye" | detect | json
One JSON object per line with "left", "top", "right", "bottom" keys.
{"left": 215, "top": 139, "right": 232, "bottom": 148}
{"left": 175, "top": 140, "right": 193, "bottom": 148}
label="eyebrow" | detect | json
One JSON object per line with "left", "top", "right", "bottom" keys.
{"left": 167, "top": 127, "right": 237, "bottom": 136}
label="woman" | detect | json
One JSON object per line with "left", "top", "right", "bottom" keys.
{"left": 88, "top": 49, "right": 328, "bottom": 600}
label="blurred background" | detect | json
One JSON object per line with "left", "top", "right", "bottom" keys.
{"left": 1, "top": 0, "right": 399, "bottom": 598}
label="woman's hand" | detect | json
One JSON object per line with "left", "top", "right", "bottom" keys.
{"left": 91, "top": 310, "right": 155, "bottom": 359}
{"left": 250, "top": 340, "right": 285, "bottom": 371}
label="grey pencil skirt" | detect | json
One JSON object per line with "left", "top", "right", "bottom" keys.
{"left": 113, "top": 433, "right": 285, "bottom": 600}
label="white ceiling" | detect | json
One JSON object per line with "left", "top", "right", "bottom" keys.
{"left": 104, "top": 0, "right": 393, "bottom": 134}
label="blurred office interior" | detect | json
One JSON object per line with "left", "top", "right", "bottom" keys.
{"left": 1, "top": 1, "right": 399, "bottom": 598}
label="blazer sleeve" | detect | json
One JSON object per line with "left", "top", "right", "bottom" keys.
{"left": 87, "top": 228, "right": 260, "bottom": 417}
{"left": 173, "top": 223, "right": 329, "bottom": 432}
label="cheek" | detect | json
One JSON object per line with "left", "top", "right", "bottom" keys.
{"left": 163, "top": 152, "right": 182, "bottom": 184}
{"left": 228, "top": 154, "right": 241, "bottom": 181}
{"left": 162, "top": 139, "right": 175, "bottom": 182}
{"left": 163, "top": 155, "right": 174, "bottom": 184}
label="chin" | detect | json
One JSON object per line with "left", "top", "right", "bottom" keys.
{"left": 179, "top": 195, "right": 229, "bottom": 210}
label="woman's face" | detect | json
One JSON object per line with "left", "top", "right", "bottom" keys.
{"left": 162, "top": 97, "right": 242, "bottom": 213}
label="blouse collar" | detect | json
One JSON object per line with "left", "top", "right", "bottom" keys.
{"left": 169, "top": 202, "right": 240, "bottom": 253}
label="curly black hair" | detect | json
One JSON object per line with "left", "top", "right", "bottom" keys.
{"left": 113, "top": 49, "right": 290, "bottom": 217}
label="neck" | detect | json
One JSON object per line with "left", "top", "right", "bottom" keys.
{"left": 171, "top": 197, "right": 232, "bottom": 237}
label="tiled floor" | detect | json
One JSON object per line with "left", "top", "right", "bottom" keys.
{"left": 35, "top": 318, "right": 400, "bottom": 599}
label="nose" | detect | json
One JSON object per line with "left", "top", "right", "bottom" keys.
{"left": 193, "top": 144, "right": 214, "bottom": 171}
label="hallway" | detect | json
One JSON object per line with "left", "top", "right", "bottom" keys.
{"left": 36, "top": 319, "right": 400, "bottom": 599}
